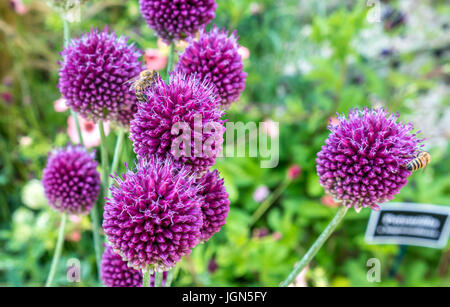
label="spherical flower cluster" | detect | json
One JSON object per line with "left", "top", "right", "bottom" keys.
{"left": 42, "top": 146, "right": 100, "bottom": 214}
{"left": 197, "top": 170, "right": 230, "bottom": 242}
{"left": 58, "top": 28, "right": 143, "bottom": 126}
{"left": 139, "top": 0, "right": 217, "bottom": 43}
{"left": 177, "top": 26, "right": 247, "bottom": 107}
{"left": 130, "top": 72, "right": 225, "bottom": 172}
{"left": 316, "top": 108, "right": 423, "bottom": 211}
{"left": 103, "top": 156, "right": 204, "bottom": 271}
{"left": 101, "top": 245, "right": 142, "bottom": 287}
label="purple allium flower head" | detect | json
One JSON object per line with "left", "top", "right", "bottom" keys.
{"left": 130, "top": 72, "right": 225, "bottom": 172}
{"left": 101, "top": 245, "right": 142, "bottom": 287}
{"left": 103, "top": 155, "right": 204, "bottom": 271}
{"left": 316, "top": 108, "right": 424, "bottom": 211}
{"left": 177, "top": 26, "right": 247, "bottom": 107}
{"left": 58, "top": 28, "right": 144, "bottom": 126}
{"left": 42, "top": 146, "right": 100, "bottom": 214}
{"left": 139, "top": 0, "right": 217, "bottom": 43}
{"left": 197, "top": 170, "right": 230, "bottom": 242}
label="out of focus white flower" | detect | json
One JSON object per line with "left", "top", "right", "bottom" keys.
{"left": 21, "top": 179, "right": 47, "bottom": 210}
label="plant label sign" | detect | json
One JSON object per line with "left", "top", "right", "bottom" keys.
{"left": 365, "top": 203, "right": 450, "bottom": 249}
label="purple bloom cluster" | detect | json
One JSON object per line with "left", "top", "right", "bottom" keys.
{"left": 42, "top": 146, "right": 100, "bottom": 214}
{"left": 101, "top": 245, "right": 142, "bottom": 287}
{"left": 130, "top": 72, "right": 225, "bottom": 172}
{"left": 139, "top": 0, "right": 217, "bottom": 43}
{"left": 177, "top": 26, "right": 247, "bottom": 107}
{"left": 58, "top": 29, "right": 143, "bottom": 126}
{"left": 103, "top": 156, "right": 204, "bottom": 271}
{"left": 316, "top": 108, "right": 423, "bottom": 211}
{"left": 198, "top": 170, "right": 230, "bottom": 242}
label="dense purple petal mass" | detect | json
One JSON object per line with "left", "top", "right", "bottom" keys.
{"left": 130, "top": 72, "right": 225, "bottom": 172}
{"left": 197, "top": 170, "right": 230, "bottom": 242}
{"left": 58, "top": 29, "right": 144, "bottom": 126}
{"left": 316, "top": 108, "right": 423, "bottom": 211}
{"left": 101, "top": 245, "right": 142, "bottom": 287}
{"left": 103, "top": 156, "right": 204, "bottom": 271}
{"left": 177, "top": 26, "right": 247, "bottom": 107}
{"left": 139, "top": 0, "right": 217, "bottom": 43}
{"left": 42, "top": 146, "right": 100, "bottom": 214}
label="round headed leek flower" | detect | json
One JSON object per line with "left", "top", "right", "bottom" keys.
{"left": 316, "top": 108, "right": 424, "bottom": 211}
{"left": 197, "top": 170, "right": 230, "bottom": 242}
{"left": 58, "top": 28, "right": 144, "bottom": 126}
{"left": 103, "top": 156, "right": 204, "bottom": 271}
{"left": 130, "top": 72, "right": 225, "bottom": 173}
{"left": 177, "top": 26, "right": 247, "bottom": 108}
{"left": 139, "top": 0, "right": 217, "bottom": 43}
{"left": 42, "top": 145, "right": 100, "bottom": 215}
{"left": 101, "top": 245, "right": 142, "bottom": 287}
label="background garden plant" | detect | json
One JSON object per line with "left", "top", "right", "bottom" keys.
{"left": 0, "top": 0, "right": 449, "bottom": 287}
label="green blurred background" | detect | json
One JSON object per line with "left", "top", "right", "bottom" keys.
{"left": 0, "top": 0, "right": 449, "bottom": 286}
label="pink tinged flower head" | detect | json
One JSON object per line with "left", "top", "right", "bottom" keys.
{"left": 316, "top": 108, "right": 424, "bottom": 211}
{"left": 177, "top": 26, "right": 247, "bottom": 107}
{"left": 42, "top": 146, "right": 100, "bottom": 214}
{"left": 58, "top": 28, "right": 144, "bottom": 126}
{"left": 103, "top": 156, "right": 204, "bottom": 271}
{"left": 101, "top": 245, "right": 142, "bottom": 287}
{"left": 139, "top": 0, "right": 217, "bottom": 43}
{"left": 144, "top": 49, "right": 168, "bottom": 71}
{"left": 197, "top": 170, "right": 230, "bottom": 242}
{"left": 130, "top": 72, "right": 225, "bottom": 172}
{"left": 67, "top": 115, "right": 110, "bottom": 148}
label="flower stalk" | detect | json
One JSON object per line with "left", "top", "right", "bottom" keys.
{"left": 166, "top": 42, "right": 175, "bottom": 78}
{"left": 63, "top": 17, "right": 102, "bottom": 281}
{"left": 45, "top": 212, "right": 67, "bottom": 287}
{"left": 142, "top": 267, "right": 151, "bottom": 287}
{"left": 249, "top": 177, "right": 291, "bottom": 227}
{"left": 280, "top": 205, "right": 348, "bottom": 287}
{"left": 154, "top": 271, "right": 163, "bottom": 287}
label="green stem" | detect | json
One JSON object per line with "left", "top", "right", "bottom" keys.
{"left": 108, "top": 128, "right": 125, "bottom": 196}
{"left": 249, "top": 178, "right": 291, "bottom": 226}
{"left": 45, "top": 212, "right": 67, "bottom": 287}
{"left": 165, "top": 265, "right": 179, "bottom": 287}
{"left": 166, "top": 43, "right": 175, "bottom": 79}
{"left": 99, "top": 120, "right": 110, "bottom": 198}
{"left": 154, "top": 271, "right": 163, "bottom": 287}
{"left": 280, "top": 205, "right": 348, "bottom": 287}
{"left": 70, "top": 109, "right": 84, "bottom": 145}
{"left": 142, "top": 267, "right": 151, "bottom": 287}
{"left": 63, "top": 18, "right": 102, "bottom": 280}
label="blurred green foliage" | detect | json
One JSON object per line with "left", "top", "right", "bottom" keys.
{"left": 0, "top": 0, "right": 449, "bottom": 286}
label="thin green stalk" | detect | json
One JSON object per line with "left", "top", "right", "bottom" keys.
{"left": 70, "top": 109, "right": 84, "bottom": 145}
{"left": 46, "top": 212, "right": 67, "bottom": 287}
{"left": 142, "top": 267, "right": 151, "bottom": 287}
{"left": 154, "top": 271, "right": 163, "bottom": 287}
{"left": 99, "top": 120, "right": 110, "bottom": 198}
{"left": 166, "top": 43, "right": 175, "bottom": 79}
{"left": 63, "top": 18, "right": 102, "bottom": 280}
{"left": 108, "top": 128, "right": 125, "bottom": 197}
{"left": 249, "top": 178, "right": 291, "bottom": 227}
{"left": 280, "top": 205, "right": 349, "bottom": 287}
{"left": 165, "top": 265, "right": 180, "bottom": 287}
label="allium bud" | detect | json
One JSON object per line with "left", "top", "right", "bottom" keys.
{"left": 197, "top": 170, "right": 230, "bottom": 242}
{"left": 101, "top": 245, "right": 142, "bottom": 287}
{"left": 58, "top": 29, "right": 143, "bottom": 126}
{"left": 139, "top": 0, "right": 217, "bottom": 43}
{"left": 103, "top": 156, "right": 204, "bottom": 271}
{"left": 316, "top": 108, "right": 423, "bottom": 211}
{"left": 42, "top": 146, "right": 100, "bottom": 214}
{"left": 130, "top": 72, "right": 225, "bottom": 172}
{"left": 177, "top": 26, "right": 247, "bottom": 107}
